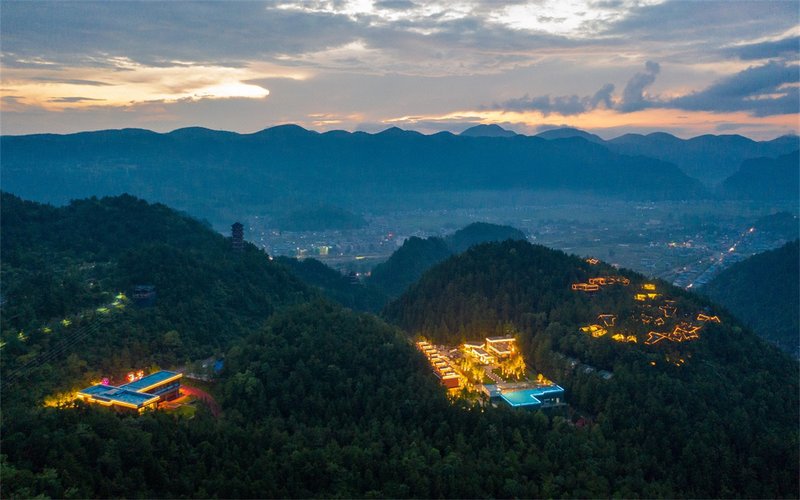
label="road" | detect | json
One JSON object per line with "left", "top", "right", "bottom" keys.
{"left": 181, "top": 385, "right": 222, "bottom": 418}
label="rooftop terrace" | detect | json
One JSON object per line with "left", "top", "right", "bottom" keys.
{"left": 77, "top": 384, "right": 160, "bottom": 408}
{"left": 121, "top": 370, "right": 181, "bottom": 392}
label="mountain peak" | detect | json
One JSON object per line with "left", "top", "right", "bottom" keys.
{"left": 460, "top": 124, "right": 517, "bottom": 137}
{"left": 535, "top": 127, "right": 604, "bottom": 143}
{"left": 377, "top": 126, "right": 421, "bottom": 137}
{"left": 251, "top": 124, "right": 315, "bottom": 137}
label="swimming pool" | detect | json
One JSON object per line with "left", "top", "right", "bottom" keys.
{"left": 500, "top": 389, "right": 543, "bottom": 408}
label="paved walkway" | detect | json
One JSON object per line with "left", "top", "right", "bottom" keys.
{"left": 484, "top": 366, "right": 504, "bottom": 384}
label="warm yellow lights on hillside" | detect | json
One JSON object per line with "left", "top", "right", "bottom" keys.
{"left": 580, "top": 324, "right": 608, "bottom": 338}
{"left": 572, "top": 277, "right": 721, "bottom": 351}
{"left": 572, "top": 276, "right": 630, "bottom": 292}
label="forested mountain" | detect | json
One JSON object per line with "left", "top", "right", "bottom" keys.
{"left": 2, "top": 194, "right": 797, "bottom": 498}
{"left": 459, "top": 124, "right": 517, "bottom": 137}
{"left": 369, "top": 236, "right": 453, "bottom": 298}
{"left": 536, "top": 127, "right": 605, "bottom": 143}
{"left": 755, "top": 211, "right": 800, "bottom": 240}
{"left": 1, "top": 192, "right": 311, "bottom": 358}
{"left": 535, "top": 127, "right": 799, "bottom": 185}
{"left": 1, "top": 126, "right": 704, "bottom": 222}
{"left": 276, "top": 256, "right": 388, "bottom": 312}
{"left": 445, "top": 222, "right": 526, "bottom": 253}
{"left": 369, "top": 222, "right": 526, "bottom": 298}
{"left": 607, "top": 132, "right": 799, "bottom": 185}
{"left": 385, "top": 240, "right": 798, "bottom": 497}
{"left": 703, "top": 240, "right": 799, "bottom": 356}
{"left": 720, "top": 151, "right": 800, "bottom": 200}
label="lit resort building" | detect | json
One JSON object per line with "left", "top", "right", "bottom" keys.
{"left": 418, "top": 338, "right": 565, "bottom": 410}
{"left": 465, "top": 342, "right": 496, "bottom": 365}
{"left": 598, "top": 314, "right": 617, "bottom": 327}
{"left": 463, "top": 336, "right": 518, "bottom": 364}
{"left": 572, "top": 276, "right": 630, "bottom": 292}
{"left": 571, "top": 283, "right": 600, "bottom": 292}
{"left": 485, "top": 336, "right": 516, "bottom": 358}
{"left": 76, "top": 370, "right": 182, "bottom": 413}
{"left": 580, "top": 324, "right": 608, "bottom": 337}
{"left": 416, "top": 341, "right": 464, "bottom": 389}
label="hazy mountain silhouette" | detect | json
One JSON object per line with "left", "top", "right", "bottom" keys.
{"left": 532, "top": 127, "right": 799, "bottom": 185}
{"left": 535, "top": 127, "right": 604, "bottom": 143}
{"left": 720, "top": 151, "right": 799, "bottom": 200}
{"left": 2, "top": 125, "right": 705, "bottom": 219}
{"left": 607, "top": 132, "right": 799, "bottom": 185}
{"left": 460, "top": 124, "right": 518, "bottom": 137}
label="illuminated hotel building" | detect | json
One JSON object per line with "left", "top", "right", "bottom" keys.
{"left": 76, "top": 370, "right": 182, "bottom": 413}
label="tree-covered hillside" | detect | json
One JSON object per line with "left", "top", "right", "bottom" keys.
{"left": 2, "top": 195, "right": 797, "bottom": 498}
{"left": 276, "top": 256, "right": 388, "bottom": 312}
{"left": 703, "top": 240, "right": 799, "bottom": 356}
{"left": 369, "top": 222, "right": 526, "bottom": 298}
{"left": 385, "top": 240, "right": 799, "bottom": 497}
{"left": 1, "top": 192, "right": 312, "bottom": 399}
{"left": 444, "top": 222, "right": 526, "bottom": 253}
{"left": 369, "top": 236, "right": 453, "bottom": 298}
{"left": 720, "top": 151, "right": 799, "bottom": 200}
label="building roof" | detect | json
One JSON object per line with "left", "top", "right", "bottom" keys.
{"left": 120, "top": 370, "right": 181, "bottom": 392}
{"left": 78, "top": 384, "right": 160, "bottom": 408}
{"left": 487, "top": 341, "right": 513, "bottom": 353}
{"left": 486, "top": 336, "right": 515, "bottom": 343}
{"left": 470, "top": 347, "right": 492, "bottom": 357}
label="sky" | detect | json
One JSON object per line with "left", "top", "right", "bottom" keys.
{"left": 1, "top": 0, "right": 798, "bottom": 139}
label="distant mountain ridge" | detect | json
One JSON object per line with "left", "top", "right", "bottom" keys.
{"left": 2, "top": 125, "right": 705, "bottom": 221}
{"left": 528, "top": 127, "right": 799, "bottom": 185}
{"left": 460, "top": 124, "right": 518, "bottom": 137}
{"left": 720, "top": 151, "right": 799, "bottom": 200}
{"left": 535, "top": 127, "right": 604, "bottom": 144}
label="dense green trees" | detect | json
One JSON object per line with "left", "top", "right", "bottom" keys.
{"left": 1, "top": 194, "right": 797, "bottom": 498}
{"left": 369, "top": 222, "right": 526, "bottom": 299}
{"left": 276, "top": 256, "right": 388, "bottom": 312}
{"left": 703, "top": 240, "right": 799, "bottom": 355}
{"left": 386, "top": 240, "right": 799, "bottom": 497}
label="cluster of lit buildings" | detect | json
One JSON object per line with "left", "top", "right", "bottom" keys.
{"left": 417, "top": 337, "right": 566, "bottom": 410}
{"left": 76, "top": 370, "right": 182, "bottom": 413}
{"left": 464, "top": 336, "right": 517, "bottom": 365}
{"left": 574, "top": 280, "right": 724, "bottom": 349}
{"left": 416, "top": 341, "right": 463, "bottom": 389}
{"left": 571, "top": 275, "right": 631, "bottom": 292}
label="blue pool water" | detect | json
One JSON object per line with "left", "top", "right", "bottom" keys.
{"left": 500, "top": 389, "right": 543, "bottom": 407}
